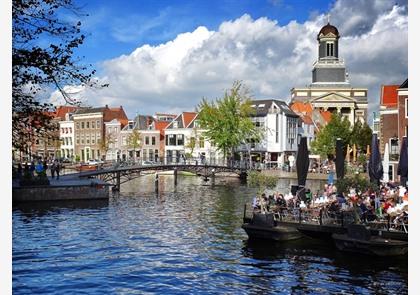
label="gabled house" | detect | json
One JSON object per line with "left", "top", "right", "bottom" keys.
{"left": 237, "top": 99, "right": 300, "bottom": 168}
{"left": 73, "top": 105, "right": 128, "bottom": 162}
{"left": 164, "top": 112, "right": 223, "bottom": 164}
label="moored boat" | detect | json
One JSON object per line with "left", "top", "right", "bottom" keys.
{"left": 242, "top": 212, "right": 302, "bottom": 241}
{"left": 332, "top": 224, "right": 408, "bottom": 256}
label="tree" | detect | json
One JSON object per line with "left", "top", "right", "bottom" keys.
{"left": 185, "top": 127, "right": 198, "bottom": 159}
{"left": 198, "top": 81, "right": 259, "bottom": 165}
{"left": 350, "top": 120, "right": 373, "bottom": 153}
{"left": 13, "top": 0, "right": 107, "bottom": 151}
{"left": 127, "top": 129, "right": 142, "bottom": 161}
{"left": 311, "top": 113, "right": 352, "bottom": 158}
{"left": 99, "top": 133, "right": 116, "bottom": 158}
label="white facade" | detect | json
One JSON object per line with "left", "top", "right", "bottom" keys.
{"left": 59, "top": 118, "right": 75, "bottom": 160}
{"left": 104, "top": 119, "right": 122, "bottom": 161}
{"left": 237, "top": 100, "right": 300, "bottom": 168}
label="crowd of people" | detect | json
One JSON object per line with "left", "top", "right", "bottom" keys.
{"left": 14, "top": 158, "right": 62, "bottom": 181}
{"left": 252, "top": 182, "right": 408, "bottom": 231}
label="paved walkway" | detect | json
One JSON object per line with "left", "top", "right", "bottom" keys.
{"left": 12, "top": 174, "right": 110, "bottom": 188}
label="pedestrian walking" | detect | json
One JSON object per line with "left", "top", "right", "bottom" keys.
{"left": 50, "top": 161, "right": 55, "bottom": 179}
{"left": 30, "top": 161, "right": 35, "bottom": 177}
{"left": 54, "top": 160, "right": 60, "bottom": 180}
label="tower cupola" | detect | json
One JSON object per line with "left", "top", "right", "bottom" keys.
{"left": 317, "top": 22, "right": 340, "bottom": 60}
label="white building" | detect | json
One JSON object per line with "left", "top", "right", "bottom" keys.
{"left": 59, "top": 113, "right": 75, "bottom": 160}
{"left": 104, "top": 119, "right": 123, "bottom": 161}
{"left": 164, "top": 112, "right": 223, "bottom": 164}
{"left": 237, "top": 99, "right": 300, "bottom": 168}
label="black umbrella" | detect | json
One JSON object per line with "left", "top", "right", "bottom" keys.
{"left": 397, "top": 137, "right": 408, "bottom": 186}
{"left": 296, "top": 137, "right": 309, "bottom": 188}
{"left": 335, "top": 138, "right": 345, "bottom": 180}
{"left": 368, "top": 133, "right": 383, "bottom": 185}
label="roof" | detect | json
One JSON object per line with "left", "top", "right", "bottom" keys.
{"left": 399, "top": 79, "right": 408, "bottom": 89}
{"left": 301, "top": 115, "right": 314, "bottom": 125}
{"left": 182, "top": 112, "right": 197, "bottom": 128}
{"left": 318, "top": 23, "right": 339, "bottom": 39}
{"left": 250, "top": 99, "right": 299, "bottom": 117}
{"left": 155, "top": 121, "right": 170, "bottom": 136}
{"left": 74, "top": 105, "right": 128, "bottom": 127}
{"left": 290, "top": 102, "right": 313, "bottom": 116}
{"left": 319, "top": 110, "right": 332, "bottom": 123}
{"left": 380, "top": 85, "right": 399, "bottom": 107}
{"left": 54, "top": 106, "right": 79, "bottom": 120}
{"left": 133, "top": 114, "right": 154, "bottom": 130}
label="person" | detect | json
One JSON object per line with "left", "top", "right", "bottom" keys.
{"left": 29, "top": 160, "right": 35, "bottom": 176}
{"left": 50, "top": 161, "right": 56, "bottom": 179}
{"left": 35, "top": 160, "right": 44, "bottom": 175}
{"left": 43, "top": 159, "right": 48, "bottom": 172}
{"left": 54, "top": 159, "right": 61, "bottom": 180}
{"left": 17, "top": 163, "right": 23, "bottom": 180}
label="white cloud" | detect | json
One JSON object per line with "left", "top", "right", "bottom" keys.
{"left": 50, "top": 0, "right": 407, "bottom": 124}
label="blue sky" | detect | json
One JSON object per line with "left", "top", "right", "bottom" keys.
{"left": 74, "top": 0, "right": 332, "bottom": 66}
{"left": 50, "top": 0, "right": 408, "bottom": 122}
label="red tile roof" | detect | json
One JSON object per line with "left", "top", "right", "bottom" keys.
{"left": 290, "top": 102, "right": 313, "bottom": 116}
{"left": 54, "top": 106, "right": 79, "bottom": 120}
{"left": 182, "top": 112, "right": 197, "bottom": 128}
{"left": 104, "top": 106, "right": 128, "bottom": 127}
{"left": 301, "top": 115, "right": 314, "bottom": 125}
{"left": 320, "top": 110, "right": 332, "bottom": 123}
{"left": 380, "top": 85, "right": 399, "bottom": 108}
{"left": 155, "top": 121, "right": 170, "bottom": 136}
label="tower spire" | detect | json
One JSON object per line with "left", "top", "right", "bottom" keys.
{"left": 327, "top": 13, "right": 330, "bottom": 24}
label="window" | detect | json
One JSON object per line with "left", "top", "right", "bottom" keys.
{"left": 86, "top": 121, "right": 90, "bottom": 129}
{"left": 97, "top": 121, "right": 100, "bottom": 128}
{"left": 92, "top": 121, "right": 95, "bottom": 129}
{"left": 194, "top": 120, "right": 200, "bottom": 128}
{"left": 199, "top": 137, "right": 205, "bottom": 148}
{"left": 97, "top": 150, "right": 100, "bottom": 158}
{"left": 149, "top": 149, "right": 153, "bottom": 161}
{"left": 145, "top": 136, "right": 150, "bottom": 145}
{"left": 86, "top": 136, "right": 90, "bottom": 144}
{"left": 177, "top": 134, "right": 184, "bottom": 146}
{"left": 173, "top": 121, "right": 178, "bottom": 128}
{"left": 76, "top": 122, "right": 80, "bottom": 129}
{"left": 91, "top": 137, "right": 95, "bottom": 144}
{"left": 166, "top": 134, "right": 176, "bottom": 146}
{"left": 114, "top": 127, "right": 117, "bottom": 133}
{"left": 69, "top": 127, "right": 72, "bottom": 134}
{"left": 122, "top": 136, "right": 126, "bottom": 146}
{"left": 326, "top": 42, "right": 334, "bottom": 56}
{"left": 81, "top": 122, "right": 85, "bottom": 129}
{"left": 390, "top": 138, "right": 399, "bottom": 155}
{"left": 152, "top": 136, "right": 156, "bottom": 145}
{"left": 275, "top": 114, "right": 279, "bottom": 143}
{"left": 76, "top": 136, "right": 80, "bottom": 144}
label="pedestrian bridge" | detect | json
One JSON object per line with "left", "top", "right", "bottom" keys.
{"left": 74, "top": 163, "right": 249, "bottom": 190}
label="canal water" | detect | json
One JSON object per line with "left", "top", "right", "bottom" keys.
{"left": 13, "top": 175, "right": 408, "bottom": 294}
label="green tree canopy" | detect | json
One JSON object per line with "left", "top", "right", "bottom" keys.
{"left": 310, "top": 113, "right": 352, "bottom": 158}
{"left": 13, "top": 0, "right": 107, "bottom": 151}
{"left": 350, "top": 120, "right": 373, "bottom": 153}
{"left": 198, "top": 81, "right": 259, "bottom": 162}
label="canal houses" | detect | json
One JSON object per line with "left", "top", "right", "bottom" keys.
{"left": 379, "top": 79, "right": 408, "bottom": 182}
{"left": 236, "top": 99, "right": 300, "bottom": 169}
{"left": 164, "top": 112, "right": 223, "bottom": 164}
{"left": 73, "top": 105, "right": 128, "bottom": 163}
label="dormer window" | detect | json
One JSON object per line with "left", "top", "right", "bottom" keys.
{"left": 258, "top": 104, "right": 265, "bottom": 108}
{"left": 173, "top": 121, "right": 178, "bottom": 129}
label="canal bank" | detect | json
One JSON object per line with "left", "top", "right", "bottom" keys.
{"left": 12, "top": 175, "right": 111, "bottom": 202}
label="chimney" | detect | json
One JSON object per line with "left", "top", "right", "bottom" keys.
{"left": 120, "top": 105, "right": 123, "bottom": 110}
{"left": 105, "top": 104, "right": 108, "bottom": 108}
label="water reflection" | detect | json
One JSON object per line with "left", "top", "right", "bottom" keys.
{"left": 13, "top": 175, "right": 407, "bottom": 294}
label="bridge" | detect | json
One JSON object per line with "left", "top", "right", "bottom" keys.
{"left": 74, "top": 163, "right": 249, "bottom": 191}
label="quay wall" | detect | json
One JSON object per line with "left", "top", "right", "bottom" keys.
{"left": 13, "top": 185, "right": 110, "bottom": 202}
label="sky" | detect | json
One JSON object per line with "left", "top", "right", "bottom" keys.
{"left": 48, "top": 0, "right": 408, "bottom": 124}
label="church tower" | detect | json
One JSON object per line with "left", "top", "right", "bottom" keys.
{"left": 311, "top": 22, "right": 349, "bottom": 85}
{"left": 290, "top": 21, "right": 368, "bottom": 126}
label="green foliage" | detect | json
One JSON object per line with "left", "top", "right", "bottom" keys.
{"left": 198, "top": 81, "right": 259, "bottom": 159}
{"left": 247, "top": 171, "right": 277, "bottom": 193}
{"left": 75, "top": 155, "right": 80, "bottom": 162}
{"left": 12, "top": 0, "right": 107, "bottom": 151}
{"left": 127, "top": 129, "right": 142, "bottom": 150}
{"left": 99, "top": 133, "right": 116, "bottom": 154}
{"left": 350, "top": 121, "right": 372, "bottom": 153}
{"left": 311, "top": 114, "right": 352, "bottom": 158}
{"left": 336, "top": 173, "right": 377, "bottom": 195}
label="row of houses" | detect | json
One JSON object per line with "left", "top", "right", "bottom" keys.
{"left": 27, "top": 99, "right": 315, "bottom": 167}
